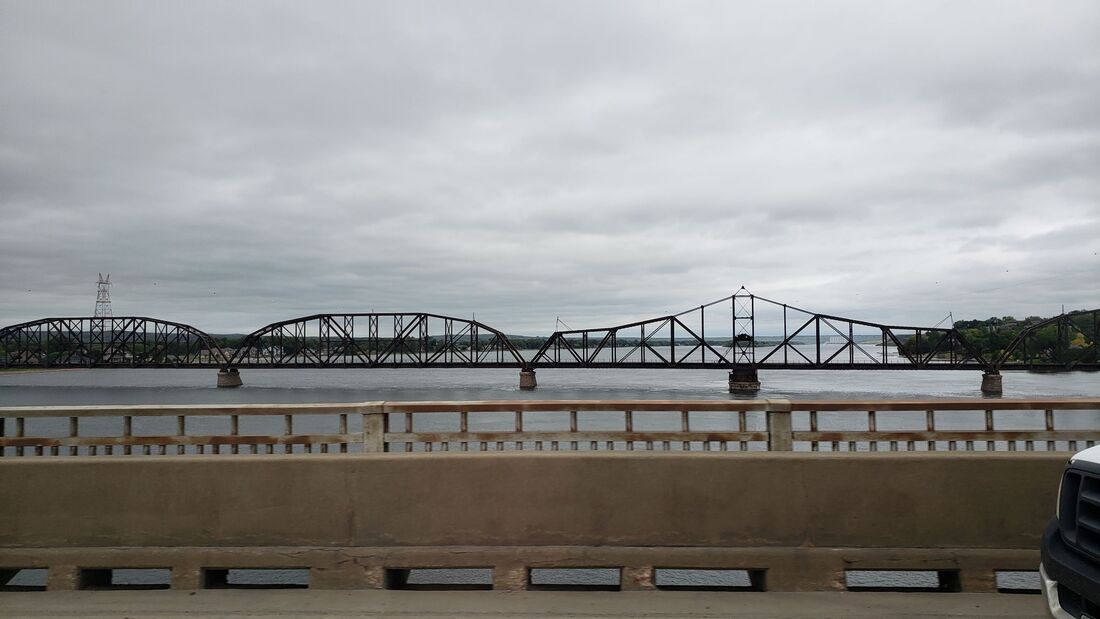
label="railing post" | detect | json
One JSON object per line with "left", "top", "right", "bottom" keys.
{"left": 957, "top": 567, "right": 997, "bottom": 593}
{"left": 310, "top": 564, "right": 381, "bottom": 589}
{"left": 362, "top": 402, "right": 386, "bottom": 453}
{"left": 46, "top": 566, "right": 81, "bottom": 591}
{"left": 621, "top": 566, "right": 656, "bottom": 590}
{"left": 171, "top": 565, "right": 203, "bottom": 590}
{"left": 766, "top": 399, "right": 793, "bottom": 451}
{"left": 493, "top": 564, "right": 528, "bottom": 591}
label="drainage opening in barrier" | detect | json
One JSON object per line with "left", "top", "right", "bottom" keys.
{"left": 0, "top": 568, "right": 47, "bottom": 591}
{"left": 996, "top": 571, "right": 1041, "bottom": 594}
{"left": 845, "top": 570, "right": 960, "bottom": 592}
{"left": 79, "top": 568, "right": 171, "bottom": 590}
{"left": 203, "top": 568, "right": 309, "bottom": 589}
{"left": 383, "top": 568, "right": 493, "bottom": 590}
{"left": 654, "top": 568, "right": 765, "bottom": 591}
{"left": 528, "top": 568, "right": 622, "bottom": 591}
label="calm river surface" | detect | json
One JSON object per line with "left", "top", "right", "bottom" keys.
{"left": 1, "top": 365, "right": 1098, "bottom": 405}
{"left": 2, "top": 367, "right": 1096, "bottom": 590}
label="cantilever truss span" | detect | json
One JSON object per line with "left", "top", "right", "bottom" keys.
{"left": 531, "top": 291, "right": 995, "bottom": 370}
{"left": 0, "top": 292, "right": 1096, "bottom": 372}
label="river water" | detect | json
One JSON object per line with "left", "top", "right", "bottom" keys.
{"left": 1, "top": 366, "right": 1096, "bottom": 590}
{"left": 2, "top": 365, "right": 1097, "bottom": 405}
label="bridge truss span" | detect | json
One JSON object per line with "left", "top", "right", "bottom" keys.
{"left": 1, "top": 291, "right": 1095, "bottom": 393}
{"left": 754, "top": 311, "right": 989, "bottom": 370}
{"left": 0, "top": 317, "right": 228, "bottom": 368}
{"left": 531, "top": 314, "right": 733, "bottom": 369}
{"left": 228, "top": 313, "right": 527, "bottom": 368}
{"left": 993, "top": 309, "right": 1100, "bottom": 371}
{"left": 532, "top": 289, "right": 993, "bottom": 371}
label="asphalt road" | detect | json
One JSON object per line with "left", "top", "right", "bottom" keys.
{"left": 0, "top": 590, "right": 1049, "bottom": 618}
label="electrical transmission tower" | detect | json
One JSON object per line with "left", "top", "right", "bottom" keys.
{"left": 94, "top": 273, "right": 112, "bottom": 318}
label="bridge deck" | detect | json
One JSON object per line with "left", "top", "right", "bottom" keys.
{"left": 0, "top": 590, "right": 1047, "bottom": 618}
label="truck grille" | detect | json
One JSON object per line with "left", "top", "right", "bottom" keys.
{"left": 1060, "top": 468, "right": 1100, "bottom": 559}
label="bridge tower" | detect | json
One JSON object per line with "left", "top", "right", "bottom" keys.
{"left": 729, "top": 287, "right": 761, "bottom": 393}
{"left": 731, "top": 287, "right": 754, "bottom": 365}
{"left": 94, "top": 274, "right": 112, "bottom": 318}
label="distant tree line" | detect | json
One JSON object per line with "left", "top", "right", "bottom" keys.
{"left": 900, "top": 314, "right": 1097, "bottom": 364}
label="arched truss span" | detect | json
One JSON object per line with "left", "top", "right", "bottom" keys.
{"left": 531, "top": 289, "right": 992, "bottom": 370}
{"left": 0, "top": 317, "right": 228, "bottom": 368}
{"left": 993, "top": 309, "right": 1100, "bottom": 371}
{"left": 228, "top": 313, "right": 527, "bottom": 368}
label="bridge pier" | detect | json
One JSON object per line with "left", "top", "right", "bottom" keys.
{"left": 216, "top": 368, "right": 242, "bottom": 388}
{"left": 729, "top": 367, "right": 761, "bottom": 393}
{"left": 980, "top": 370, "right": 1002, "bottom": 395}
{"left": 519, "top": 368, "right": 537, "bottom": 390}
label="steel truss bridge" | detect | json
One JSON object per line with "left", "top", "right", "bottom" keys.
{"left": 1, "top": 291, "right": 1097, "bottom": 377}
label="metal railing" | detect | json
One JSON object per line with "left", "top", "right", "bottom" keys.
{"left": 0, "top": 399, "right": 1097, "bottom": 456}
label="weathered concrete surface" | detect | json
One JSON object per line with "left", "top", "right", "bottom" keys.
{"left": 729, "top": 368, "right": 761, "bottom": 393}
{"left": 216, "top": 368, "right": 242, "bottom": 388}
{"left": 981, "top": 372, "right": 1004, "bottom": 395}
{"left": 0, "top": 545, "right": 1041, "bottom": 593}
{"left": 0, "top": 590, "right": 1047, "bottom": 618}
{"left": 0, "top": 452, "right": 1063, "bottom": 549}
{"left": 0, "top": 452, "right": 1063, "bottom": 591}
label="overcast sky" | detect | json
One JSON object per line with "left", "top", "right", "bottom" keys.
{"left": 1, "top": 0, "right": 1097, "bottom": 335}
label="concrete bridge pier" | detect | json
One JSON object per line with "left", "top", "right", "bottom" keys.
{"left": 980, "top": 370, "right": 1003, "bottom": 395}
{"left": 216, "top": 368, "right": 243, "bottom": 388}
{"left": 519, "top": 368, "right": 537, "bottom": 390}
{"left": 729, "top": 367, "right": 761, "bottom": 393}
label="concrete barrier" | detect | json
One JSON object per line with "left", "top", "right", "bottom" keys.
{"left": 0, "top": 452, "right": 1066, "bottom": 591}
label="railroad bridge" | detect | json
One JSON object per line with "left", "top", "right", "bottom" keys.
{"left": 1, "top": 290, "right": 1096, "bottom": 394}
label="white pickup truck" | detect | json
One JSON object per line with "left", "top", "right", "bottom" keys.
{"left": 1042, "top": 445, "right": 1100, "bottom": 618}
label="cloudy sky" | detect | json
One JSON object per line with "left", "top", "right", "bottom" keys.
{"left": 1, "top": 0, "right": 1097, "bottom": 335}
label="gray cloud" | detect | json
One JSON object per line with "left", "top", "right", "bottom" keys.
{"left": 1, "top": 0, "right": 1097, "bottom": 334}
